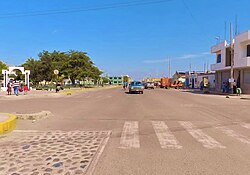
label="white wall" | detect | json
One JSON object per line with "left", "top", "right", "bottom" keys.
{"left": 234, "top": 31, "right": 250, "bottom": 68}
{"left": 211, "top": 30, "right": 250, "bottom": 70}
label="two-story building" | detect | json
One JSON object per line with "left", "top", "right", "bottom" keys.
{"left": 211, "top": 30, "right": 250, "bottom": 93}
{"left": 109, "top": 76, "right": 123, "bottom": 85}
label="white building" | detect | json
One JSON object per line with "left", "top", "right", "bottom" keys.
{"left": 211, "top": 30, "right": 250, "bottom": 93}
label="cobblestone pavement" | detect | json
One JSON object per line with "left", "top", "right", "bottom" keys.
{"left": 0, "top": 130, "right": 111, "bottom": 175}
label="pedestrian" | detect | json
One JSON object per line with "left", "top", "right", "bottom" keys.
{"left": 200, "top": 81, "right": 204, "bottom": 91}
{"left": 23, "top": 84, "right": 29, "bottom": 95}
{"left": 13, "top": 81, "right": 20, "bottom": 96}
{"left": 56, "top": 84, "right": 60, "bottom": 93}
{"left": 7, "top": 82, "right": 12, "bottom": 95}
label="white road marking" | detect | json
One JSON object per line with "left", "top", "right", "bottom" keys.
{"left": 86, "top": 131, "right": 112, "bottom": 175}
{"left": 179, "top": 121, "right": 225, "bottom": 149}
{"left": 13, "top": 130, "right": 41, "bottom": 133}
{"left": 120, "top": 121, "right": 140, "bottom": 149}
{"left": 241, "top": 123, "right": 250, "bottom": 130}
{"left": 152, "top": 121, "right": 182, "bottom": 149}
{"left": 216, "top": 126, "right": 250, "bottom": 145}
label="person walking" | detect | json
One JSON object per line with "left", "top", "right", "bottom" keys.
{"left": 23, "top": 84, "right": 29, "bottom": 95}
{"left": 200, "top": 80, "right": 204, "bottom": 91}
{"left": 13, "top": 81, "right": 20, "bottom": 96}
{"left": 7, "top": 82, "right": 12, "bottom": 95}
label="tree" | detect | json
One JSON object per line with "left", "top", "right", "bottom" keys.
{"left": 102, "top": 76, "right": 110, "bottom": 84}
{"left": 38, "top": 51, "right": 55, "bottom": 83}
{"left": 0, "top": 61, "right": 8, "bottom": 80}
{"left": 61, "top": 51, "right": 102, "bottom": 84}
{"left": 22, "top": 58, "right": 43, "bottom": 85}
{"left": 22, "top": 50, "right": 103, "bottom": 85}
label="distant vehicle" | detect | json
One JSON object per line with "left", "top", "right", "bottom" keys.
{"left": 129, "top": 81, "right": 144, "bottom": 94}
{"left": 144, "top": 82, "right": 154, "bottom": 89}
{"left": 171, "top": 80, "right": 183, "bottom": 89}
{"left": 154, "top": 82, "right": 161, "bottom": 88}
{"left": 161, "top": 78, "right": 171, "bottom": 88}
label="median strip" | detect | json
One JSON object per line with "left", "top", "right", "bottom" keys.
{"left": 0, "top": 113, "right": 17, "bottom": 134}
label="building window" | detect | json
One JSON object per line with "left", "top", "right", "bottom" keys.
{"left": 247, "top": 45, "right": 250, "bottom": 57}
{"left": 114, "top": 81, "right": 117, "bottom": 84}
{"left": 243, "top": 70, "right": 250, "bottom": 84}
{"left": 118, "top": 77, "right": 122, "bottom": 79}
{"left": 109, "top": 77, "right": 112, "bottom": 80}
{"left": 216, "top": 54, "right": 221, "bottom": 63}
{"left": 114, "top": 77, "right": 117, "bottom": 79}
{"left": 225, "top": 48, "right": 231, "bottom": 66}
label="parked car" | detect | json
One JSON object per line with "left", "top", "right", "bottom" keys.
{"left": 144, "top": 82, "right": 154, "bottom": 89}
{"left": 129, "top": 81, "right": 144, "bottom": 94}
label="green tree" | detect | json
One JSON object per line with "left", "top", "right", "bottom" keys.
{"left": 22, "top": 58, "right": 43, "bottom": 85}
{"left": 61, "top": 51, "right": 102, "bottom": 84}
{"left": 38, "top": 51, "right": 54, "bottom": 83}
{"left": 102, "top": 76, "right": 110, "bottom": 84}
{"left": 22, "top": 50, "right": 103, "bottom": 85}
{"left": 0, "top": 61, "right": 8, "bottom": 80}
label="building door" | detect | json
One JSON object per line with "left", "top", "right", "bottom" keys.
{"left": 237, "top": 71, "right": 241, "bottom": 88}
{"left": 192, "top": 78, "right": 195, "bottom": 89}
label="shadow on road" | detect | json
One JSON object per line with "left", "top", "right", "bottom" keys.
{"left": 124, "top": 92, "right": 143, "bottom": 95}
{"left": 181, "top": 89, "right": 230, "bottom": 96}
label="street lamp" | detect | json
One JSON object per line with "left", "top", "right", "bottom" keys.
{"left": 215, "top": 36, "right": 220, "bottom": 44}
{"left": 54, "top": 69, "right": 59, "bottom": 92}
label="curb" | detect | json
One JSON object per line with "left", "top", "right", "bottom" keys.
{"left": 0, "top": 113, "right": 17, "bottom": 134}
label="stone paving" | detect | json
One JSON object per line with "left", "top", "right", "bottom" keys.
{"left": 0, "top": 130, "right": 111, "bottom": 175}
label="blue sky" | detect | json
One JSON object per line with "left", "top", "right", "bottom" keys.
{"left": 1, "top": 0, "right": 250, "bottom": 79}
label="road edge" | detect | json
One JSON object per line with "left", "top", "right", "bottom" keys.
{"left": 0, "top": 113, "right": 16, "bottom": 134}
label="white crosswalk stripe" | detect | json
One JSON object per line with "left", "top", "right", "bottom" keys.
{"left": 179, "top": 121, "right": 226, "bottom": 149}
{"left": 120, "top": 121, "right": 140, "bottom": 149}
{"left": 118, "top": 121, "right": 250, "bottom": 149}
{"left": 241, "top": 123, "right": 250, "bottom": 130}
{"left": 216, "top": 126, "right": 250, "bottom": 145}
{"left": 152, "top": 121, "right": 182, "bottom": 149}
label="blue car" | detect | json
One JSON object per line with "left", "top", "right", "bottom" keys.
{"left": 129, "top": 81, "right": 144, "bottom": 94}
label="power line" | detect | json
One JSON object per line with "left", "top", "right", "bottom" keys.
{"left": 0, "top": 0, "right": 174, "bottom": 19}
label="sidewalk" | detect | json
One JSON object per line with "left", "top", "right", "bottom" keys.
{"left": 0, "top": 89, "right": 62, "bottom": 100}
{"left": 179, "top": 88, "right": 250, "bottom": 99}
{"left": 0, "top": 86, "right": 119, "bottom": 100}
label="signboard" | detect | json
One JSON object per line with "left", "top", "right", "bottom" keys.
{"left": 54, "top": 70, "right": 59, "bottom": 75}
{"left": 229, "top": 78, "right": 234, "bottom": 83}
{"left": 178, "top": 78, "right": 186, "bottom": 83}
{"left": 203, "top": 77, "right": 209, "bottom": 87}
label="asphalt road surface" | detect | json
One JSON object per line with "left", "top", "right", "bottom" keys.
{"left": 1, "top": 87, "right": 250, "bottom": 175}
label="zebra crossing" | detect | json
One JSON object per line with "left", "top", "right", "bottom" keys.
{"left": 119, "top": 121, "right": 250, "bottom": 149}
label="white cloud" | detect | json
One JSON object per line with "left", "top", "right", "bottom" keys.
{"left": 143, "top": 59, "right": 169, "bottom": 64}
{"left": 52, "top": 30, "right": 57, "bottom": 34}
{"left": 143, "top": 51, "right": 212, "bottom": 64}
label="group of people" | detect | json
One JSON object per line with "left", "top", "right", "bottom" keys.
{"left": 7, "top": 81, "right": 29, "bottom": 96}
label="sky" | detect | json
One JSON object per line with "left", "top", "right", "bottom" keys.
{"left": 1, "top": 0, "right": 250, "bottom": 80}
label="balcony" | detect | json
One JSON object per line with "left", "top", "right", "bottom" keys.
{"left": 234, "top": 57, "right": 250, "bottom": 68}
{"left": 211, "top": 41, "right": 228, "bottom": 53}
{"left": 211, "top": 63, "right": 230, "bottom": 71}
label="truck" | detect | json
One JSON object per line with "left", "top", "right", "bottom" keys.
{"left": 171, "top": 80, "right": 183, "bottom": 89}
{"left": 160, "top": 78, "right": 171, "bottom": 89}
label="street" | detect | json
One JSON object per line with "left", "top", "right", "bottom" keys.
{"left": 0, "top": 87, "right": 250, "bottom": 175}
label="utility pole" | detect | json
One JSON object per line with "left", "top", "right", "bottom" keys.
{"left": 230, "top": 23, "right": 234, "bottom": 94}
{"left": 168, "top": 58, "right": 171, "bottom": 78}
